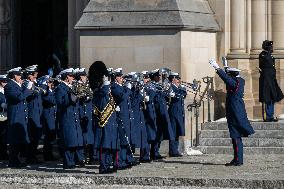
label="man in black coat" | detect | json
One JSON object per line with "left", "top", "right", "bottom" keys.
{"left": 259, "top": 40, "right": 284, "bottom": 122}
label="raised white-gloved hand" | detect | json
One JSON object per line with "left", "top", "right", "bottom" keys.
{"left": 27, "top": 81, "right": 33, "bottom": 90}
{"left": 209, "top": 59, "right": 220, "bottom": 69}
{"left": 126, "top": 82, "right": 132, "bottom": 89}
{"left": 170, "top": 92, "right": 175, "bottom": 97}
{"left": 1, "top": 103, "right": 7, "bottom": 109}
{"left": 115, "top": 106, "right": 120, "bottom": 112}
{"left": 145, "top": 96, "right": 150, "bottom": 102}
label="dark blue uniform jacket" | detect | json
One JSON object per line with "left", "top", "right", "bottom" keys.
{"left": 4, "top": 80, "right": 32, "bottom": 144}
{"left": 130, "top": 87, "right": 147, "bottom": 148}
{"left": 143, "top": 83, "right": 157, "bottom": 142}
{"left": 217, "top": 69, "right": 255, "bottom": 138}
{"left": 168, "top": 84, "right": 187, "bottom": 137}
{"left": 55, "top": 82, "right": 83, "bottom": 148}
{"left": 41, "top": 85, "right": 57, "bottom": 131}
{"left": 111, "top": 83, "right": 135, "bottom": 146}
{"left": 93, "top": 85, "right": 119, "bottom": 149}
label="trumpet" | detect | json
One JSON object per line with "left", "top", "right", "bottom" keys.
{"left": 181, "top": 80, "right": 200, "bottom": 91}
{"left": 32, "top": 85, "right": 47, "bottom": 94}
{"left": 22, "top": 81, "right": 47, "bottom": 94}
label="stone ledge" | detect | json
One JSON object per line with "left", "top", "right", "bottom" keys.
{"left": 0, "top": 174, "right": 283, "bottom": 189}
{"left": 75, "top": 0, "right": 220, "bottom": 32}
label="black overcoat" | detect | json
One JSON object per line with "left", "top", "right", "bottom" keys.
{"left": 259, "top": 51, "right": 284, "bottom": 103}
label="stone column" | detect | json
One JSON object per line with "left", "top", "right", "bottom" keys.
{"left": 272, "top": 0, "right": 284, "bottom": 54}
{"left": 250, "top": 0, "right": 266, "bottom": 54}
{"left": 0, "top": 0, "right": 9, "bottom": 73}
{"left": 68, "top": 0, "right": 89, "bottom": 68}
{"left": 229, "top": 0, "right": 246, "bottom": 54}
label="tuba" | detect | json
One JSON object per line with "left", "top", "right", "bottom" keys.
{"left": 71, "top": 80, "right": 93, "bottom": 100}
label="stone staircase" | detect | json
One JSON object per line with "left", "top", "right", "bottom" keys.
{"left": 199, "top": 121, "right": 284, "bottom": 154}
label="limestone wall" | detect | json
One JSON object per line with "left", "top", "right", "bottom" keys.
{"left": 79, "top": 29, "right": 217, "bottom": 145}
{"left": 80, "top": 30, "right": 181, "bottom": 73}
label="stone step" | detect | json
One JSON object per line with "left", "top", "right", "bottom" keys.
{"left": 0, "top": 173, "right": 283, "bottom": 189}
{"left": 200, "top": 130, "right": 284, "bottom": 139}
{"left": 202, "top": 122, "right": 284, "bottom": 130}
{"left": 200, "top": 146, "right": 284, "bottom": 155}
{"left": 199, "top": 138, "right": 284, "bottom": 147}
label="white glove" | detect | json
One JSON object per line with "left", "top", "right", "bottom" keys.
{"left": 103, "top": 80, "right": 110, "bottom": 86}
{"left": 103, "top": 75, "right": 110, "bottom": 86}
{"left": 126, "top": 82, "right": 132, "bottom": 89}
{"left": 209, "top": 59, "right": 220, "bottom": 69}
{"left": 145, "top": 96, "right": 150, "bottom": 102}
{"left": 115, "top": 106, "right": 120, "bottom": 112}
{"left": 27, "top": 81, "right": 33, "bottom": 90}
{"left": 103, "top": 75, "right": 109, "bottom": 82}
{"left": 170, "top": 92, "right": 175, "bottom": 97}
{"left": 1, "top": 103, "right": 7, "bottom": 109}
{"left": 180, "top": 84, "right": 185, "bottom": 88}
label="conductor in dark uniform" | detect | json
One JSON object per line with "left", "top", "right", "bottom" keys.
{"left": 259, "top": 40, "right": 284, "bottom": 122}
{"left": 209, "top": 59, "right": 255, "bottom": 166}
{"left": 5, "top": 67, "right": 33, "bottom": 167}
{"left": 0, "top": 74, "right": 8, "bottom": 160}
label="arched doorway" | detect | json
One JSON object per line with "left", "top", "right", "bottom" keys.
{"left": 16, "top": 0, "right": 68, "bottom": 74}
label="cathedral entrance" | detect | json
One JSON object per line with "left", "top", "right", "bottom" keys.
{"left": 16, "top": 0, "right": 68, "bottom": 74}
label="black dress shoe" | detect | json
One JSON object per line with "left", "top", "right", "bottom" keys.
{"left": 169, "top": 153, "right": 183, "bottom": 157}
{"left": 264, "top": 118, "right": 278, "bottom": 122}
{"left": 225, "top": 160, "right": 243, "bottom": 166}
{"left": 0, "top": 154, "right": 9, "bottom": 160}
{"left": 152, "top": 155, "right": 164, "bottom": 160}
{"left": 8, "top": 162, "right": 27, "bottom": 168}
{"left": 140, "top": 159, "right": 152, "bottom": 163}
{"left": 63, "top": 165, "right": 76, "bottom": 169}
{"left": 99, "top": 168, "right": 113, "bottom": 174}
{"left": 76, "top": 161, "right": 85, "bottom": 167}
{"left": 26, "top": 158, "right": 43, "bottom": 165}
{"left": 44, "top": 155, "right": 57, "bottom": 162}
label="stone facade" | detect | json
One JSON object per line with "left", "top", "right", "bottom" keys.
{"left": 209, "top": 0, "right": 284, "bottom": 119}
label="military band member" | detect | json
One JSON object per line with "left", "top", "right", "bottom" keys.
{"left": 259, "top": 40, "right": 284, "bottom": 122}
{"left": 209, "top": 59, "right": 255, "bottom": 166}
{"left": 89, "top": 61, "right": 120, "bottom": 174}
{"left": 23, "top": 65, "right": 43, "bottom": 164}
{"left": 55, "top": 68, "right": 85, "bottom": 169}
{"left": 150, "top": 69, "right": 174, "bottom": 160}
{"left": 0, "top": 74, "right": 8, "bottom": 160}
{"left": 111, "top": 68, "right": 136, "bottom": 169}
{"left": 128, "top": 72, "right": 149, "bottom": 162}
{"left": 39, "top": 76, "right": 57, "bottom": 161}
{"left": 140, "top": 71, "right": 156, "bottom": 162}
{"left": 168, "top": 72, "right": 187, "bottom": 157}
{"left": 5, "top": 67, "right": 33, "bottom": 167}
{"left": 75, "top": 68, "right": 95, "bottom": 164}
